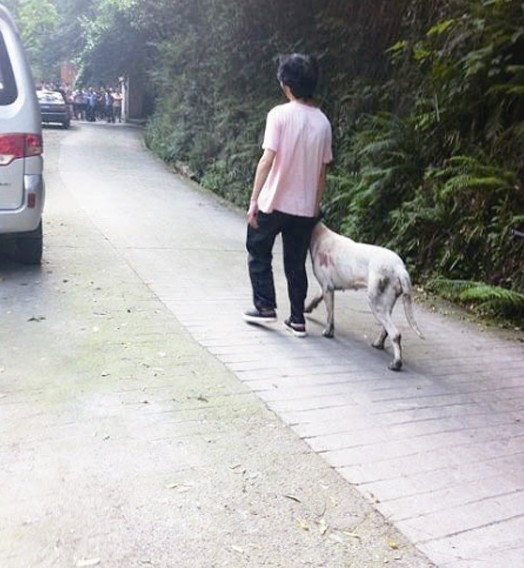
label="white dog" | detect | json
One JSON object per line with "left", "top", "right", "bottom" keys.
{"left": 305, "top": 222, "right": 424, "bottom": 370}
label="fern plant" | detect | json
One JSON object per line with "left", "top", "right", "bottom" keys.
{"left": 325, "top": 112, "right": 423, "bottom": 242}
{"left": 425, "top": 154, "right": 519, "bottom": 213}
{"left": 428, "top": 278, "right": 524, "bottom": 322}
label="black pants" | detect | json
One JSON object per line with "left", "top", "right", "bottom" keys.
{"left": 246, "top": 210, "right": 316, "bottom": 324}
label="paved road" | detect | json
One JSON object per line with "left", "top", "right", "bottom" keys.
{"left": 2, "top": 122, "right": 523, "bottom": 567}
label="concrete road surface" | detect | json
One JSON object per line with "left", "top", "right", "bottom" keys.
{"left": 1, "top": 121, "right": 523, "bottom": 567}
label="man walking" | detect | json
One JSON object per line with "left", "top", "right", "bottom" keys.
{"left": 244, "top": 53, "right": 333, "bottom": 337}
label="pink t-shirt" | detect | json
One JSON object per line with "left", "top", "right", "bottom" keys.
{"left": 257, "top": 100, "right": 332, "bottom": 217}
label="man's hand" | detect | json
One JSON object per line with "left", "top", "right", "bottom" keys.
{"left": 247, "top": 149, "right": 275, "bottom": 229}
{"left": 247, "top": 200, "right": 259, "bottom": 229}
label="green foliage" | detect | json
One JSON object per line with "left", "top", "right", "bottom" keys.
{"left": 428, "top": 278, "right": 524, "bottom": 321}
{"left": 325, "top": 112, "right": 423, "bottom": 242}
{"left": 143, "top": 0, "right": 288, "bottom": 205}
{"left": 7, "top": 0, "right": 61, "bottom": 81}
{"left": 5, "top": 0, "right": 100, "bottom": 82}
{"left": 322, "top": 0, "right": 524, "bottom": 324}
{"left": 390, "top": 151, "right": 523, "bottom": 287}
{"left": 75, "top": 0, "right": 150, "bottom": 86}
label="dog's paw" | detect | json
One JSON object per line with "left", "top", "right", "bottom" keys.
{"left": 388, "top": 360, "right": 402, "bottom": 372}
{"left": 322, "top": 328, "right": 334, "bottom": 338}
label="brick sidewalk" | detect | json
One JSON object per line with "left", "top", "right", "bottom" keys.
{"left": 131, "top": 229, "right": 524, "bottom": 567}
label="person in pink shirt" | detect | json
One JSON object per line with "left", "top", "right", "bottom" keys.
{"left": 244, "top": 53, "right": 333, "bottom": 337}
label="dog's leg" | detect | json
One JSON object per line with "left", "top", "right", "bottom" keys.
{"left": 375, "top": 311, "right": 402, "bottom": 371}
{"left": 385, "top": 324, "right": 402, "bottom": 371}
{"left": 304, "top": 289, "right": 323, "bottom": 314}
{"left": 368, "top": 284, "right": 402, "bottom": 371}
{"left": 322, "top": 289, "right": 335, "bottom": 338}
{"left": 372, "top": 328, "right": 387, "bottom": 350}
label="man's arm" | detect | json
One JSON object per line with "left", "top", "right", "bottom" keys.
{"left": 315, "top": 163, "right": 328, "bottom": 216}
{"left": 247, "top": 148, "right": 276, "bottom": 228}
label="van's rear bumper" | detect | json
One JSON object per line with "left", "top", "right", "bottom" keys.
{"left": 0, "top": 173, "right": 45, "bottom": 233}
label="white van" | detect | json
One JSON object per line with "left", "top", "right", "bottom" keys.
{"left": 0, "top": 3, "right": 44, "bottom": 264}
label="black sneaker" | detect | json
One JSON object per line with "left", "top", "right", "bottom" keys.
{"left": 283, "top": 318, "right": 307, "bottom": 337}
{"left": 243, "top": 308, "right": 277, "bottom": 324}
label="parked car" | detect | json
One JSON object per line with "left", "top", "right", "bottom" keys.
{"left": 0, "top": 3, "right": 45, "bottom": 264}
{"left": 37, "top": 89, "right": 70, "bottom": 129}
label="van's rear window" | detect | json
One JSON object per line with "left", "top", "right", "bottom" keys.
{"left": 0, "top": 34, "right": 17, "bottom": 105}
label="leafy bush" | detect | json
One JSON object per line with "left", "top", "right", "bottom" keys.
{"left": 428, "top": 278, "right": 524, "bottom": 323}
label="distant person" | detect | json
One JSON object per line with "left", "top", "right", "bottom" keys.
{"left": 243, "top": 53, "right": 333, "bottom": 337}
{"left": 82, "top": 89, "right": 90, "bottom": 120}
{"left": 113, "top": 89, "right": 123, "bottom": 122}
{"left": 64, "top": 88, "right": 74, "bottom": 120}
{"left": 86, "top": 88, "right": 97, "bottom": 121}
{"left": 73, "top": 89, "right": 85, "bottom": 120}
{"left": 104, "top": 88, "right": 114, "bottom": 123}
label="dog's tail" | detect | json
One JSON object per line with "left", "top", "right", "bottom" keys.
{"left": 399, "top": 271, "right": 425, "bottom": 339}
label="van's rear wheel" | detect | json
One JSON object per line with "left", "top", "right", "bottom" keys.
{"left": 13, "top": 221, "right": 43, "bottom": 265}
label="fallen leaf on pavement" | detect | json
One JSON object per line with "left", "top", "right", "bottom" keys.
{"left": 166, "top": 483, "right": 193, "bottom": 493}
{"left": 297, "top": 518, "right": 309, "bottom": 531}
{"left": 284, "top": 495, "right": 301, "bottom": 503}
{"left": 342, "top": 531, "right": 361, "bottom": 540}
{"left": 76, "top": 559, "right": 101, "bottom": 567}
{"left": 318, "top": 518, "right": 329, "bottom": 535}
{"left": 231, "top": 545, "right": 244, "bottom": 554}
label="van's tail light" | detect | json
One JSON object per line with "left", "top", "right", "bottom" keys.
{"left": 25, "top": 134, "right": 43, "bottom": 157}
{"left": 0, "top": 133, "right": 43, "bottom": 166}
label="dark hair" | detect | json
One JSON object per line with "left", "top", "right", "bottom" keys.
{"left": 276, "top": 53, "right": 319, "bottom": 100}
